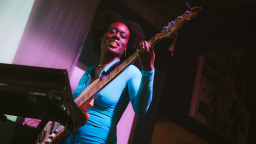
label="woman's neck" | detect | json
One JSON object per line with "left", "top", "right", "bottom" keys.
{"left": 99, "top": 55, "right": 120, "bottom": 68}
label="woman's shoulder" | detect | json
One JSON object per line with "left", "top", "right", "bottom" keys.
{"left": 124, "top": 65, "right": 142, "bottom": 79}
{"left": 127, "top": 64, "right": 141, "bottom": 73}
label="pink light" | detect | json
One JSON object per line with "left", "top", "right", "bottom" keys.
{"left": 23, "top": 118, "right": 41, "bottom": 127}
{"left": 69, "top": 66, "right": 87, "bottom": 92}
{"left": 117, "top": 102, "right": 135, "bottom": 144}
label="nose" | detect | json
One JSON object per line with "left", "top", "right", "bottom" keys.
{"left": 112, "top": 32, "right": 121, "bottom": 40}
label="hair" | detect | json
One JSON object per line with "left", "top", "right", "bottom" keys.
{"left": 90, "top": 11, "right": 145, "bottom": 60}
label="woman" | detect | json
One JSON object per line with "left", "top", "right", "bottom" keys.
{"left": 65, "top": 11, "right": 155, "bottom": 144}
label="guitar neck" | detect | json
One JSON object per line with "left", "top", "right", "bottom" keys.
{"left": 74, "top": 51, "right": 139, "bottom": 107}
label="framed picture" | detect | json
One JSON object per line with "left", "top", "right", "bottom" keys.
{"left": 189, "top": 52, "right": 255, "bottom": 144}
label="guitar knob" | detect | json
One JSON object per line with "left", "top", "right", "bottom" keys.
{"left": 163, "top": 26, "right": 168, "bottom": 31}
{"left": 168, "top": 21, "right": 175, "bottom": 25}
{"left": 49, "top": 135, "right": 54, "bottom": 139}
{"left": 53, "top": 129, "right": 58, "bottom": 134}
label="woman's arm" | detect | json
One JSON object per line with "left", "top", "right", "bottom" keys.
{"left": 127, "top": 66, "right": 155, "bottom": 116}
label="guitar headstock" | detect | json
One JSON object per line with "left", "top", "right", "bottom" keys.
{"left": 151, "top": 3, "right": 202, "bottom": 45}
{"left": 186, "top": 2, "right": 203, "bottom": 12}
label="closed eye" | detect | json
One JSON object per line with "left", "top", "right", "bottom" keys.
{"left": 121, "top": 34, "right": 127, "bottom": 39}
{"left": 109, "top": 29, "right": 116, "bottom": 34}
{"left": 109, "top": 29, "right": 127, "bottom": 39}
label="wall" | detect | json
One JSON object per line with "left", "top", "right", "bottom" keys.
{"left": 0, "top": 0, "right": 100, "bottom": 143}
{"left": 156, "top": 50, "right": 256, "bottom": 144}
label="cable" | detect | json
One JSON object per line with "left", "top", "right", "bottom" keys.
{"left": 59, "top": 99, "right": 70, "bottom": 143}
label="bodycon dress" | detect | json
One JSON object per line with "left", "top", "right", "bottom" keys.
{"left": 65, "top": 59, "right": 154, "bottom": 144}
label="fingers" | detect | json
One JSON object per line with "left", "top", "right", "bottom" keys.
{"left": 137, "top": 41, "right": 155, "bottom": 71}
{"left": 137, "top": 41, "right": 152, "bottom": 54}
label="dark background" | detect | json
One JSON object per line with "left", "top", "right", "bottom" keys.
{"left": 79, "top": 0, "right": 256, "bottom": 144}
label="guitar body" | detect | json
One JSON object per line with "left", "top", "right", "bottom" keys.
{"left": 48, "top": 129, "right": 69, "bottom": 144}
{"left": 50, "top": 129, "right": 70, "bottom": 144}
{"left": 37, "top": 100, "right": 92, "bottom": 144}
{"left": 37, "top": 79, "right": 98, "bottom": 144}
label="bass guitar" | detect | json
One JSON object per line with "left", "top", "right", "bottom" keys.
{"left": 37, "top": 4, "right": 202, "bottom": 144}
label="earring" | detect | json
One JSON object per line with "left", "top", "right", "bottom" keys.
{"left": 125, "top": 48, "right": 127, "bottom": 58}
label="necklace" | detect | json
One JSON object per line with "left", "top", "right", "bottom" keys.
{"left": 98, "top": 64, "right": 107, "bottom": 67}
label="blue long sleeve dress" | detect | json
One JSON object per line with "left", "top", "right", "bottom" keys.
{"left": 65, "top": 59, "right": 154, "bottom": 144}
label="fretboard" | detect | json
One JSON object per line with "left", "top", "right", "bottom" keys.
{"left": 74, "top": 51, "right": 140, "bottom": 107}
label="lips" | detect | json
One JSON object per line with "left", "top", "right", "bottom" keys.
{"left": 108, "top": 40, "right": 119, "bottom": 48}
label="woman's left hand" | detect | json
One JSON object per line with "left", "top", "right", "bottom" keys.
{"left": 137, "top": 41, "right": 155, "bottom": 71}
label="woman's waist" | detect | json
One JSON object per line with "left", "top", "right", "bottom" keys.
{"left": 86, "top": 105, "right": 118, "bottom": 125}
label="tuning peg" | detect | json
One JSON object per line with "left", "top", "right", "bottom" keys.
{"left": 185, "top": 10, "right": 190, "bottom": 14}
{"left": 168, "top": 21, "right": 175, "bottom": 25}
{"left": 178, "top": 16, "right": 182, "bottom": 19}
{"left": 163, "top": 26, "right": 168, "bottom": 30}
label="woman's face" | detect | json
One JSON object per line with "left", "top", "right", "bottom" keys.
{"left": 101, "top": 22, "right": 130, "bottom": 58}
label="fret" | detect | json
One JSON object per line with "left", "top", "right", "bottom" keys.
{"left": 92, "top": 87, "right": 95, "bottom": 93}
{"left": 119, "top": 64, "right": 122, "bottom": 70}
{"left": 77, "top": 101, "right": 81, "bottom": 107}
{"left": 99, "top": 81, "right": 102, "bottom": 89}
{"left": 86, "top": 93, "right": 89, "bottom": 98}
{"left": 117, "top": 67, "right": 119, "bottom": 73}
{"left": 149, "top": 34, "right": 156, "bottom": 44}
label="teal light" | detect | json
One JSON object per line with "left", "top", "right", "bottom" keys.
{"left": 0, "top": 0, "right": 35, "bottom": 64}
